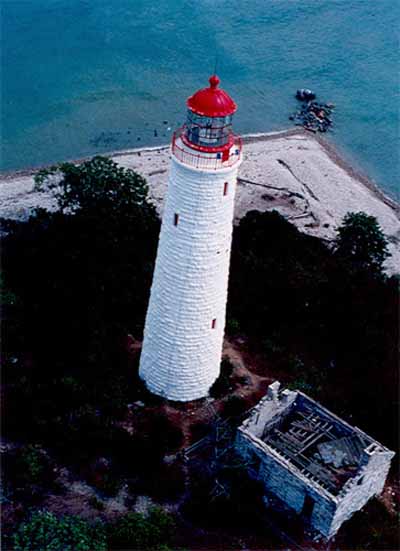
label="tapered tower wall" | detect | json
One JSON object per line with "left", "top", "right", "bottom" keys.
{"left": 139, "top": 154, "right": 240, "bottom": 401}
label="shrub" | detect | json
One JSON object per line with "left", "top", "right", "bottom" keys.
{"left": 88, "top": 496, "right": 105, "bottom": 511}
{"left": 222, "top": 395, "right": 248, "bottom": 419}
{"left": 2, "top": 155, "right": 160, "bottom": 448}
{"left": 284, "top": 356, "right": 327, "bottom": 398}
{"left": 14, "top": 445, "right": 49, "bottom": 485}
{"left": 2, "top": 444, "right": 56, "bottom": 504}
{"left": 209, "top": 359, "right": 235, "bottom": 399}
{"left": 108, "top": 507, "right": 175, "bottom": 550}
{"left": 142, "top": 462, "right": 186, "bottom": 502}
{"left": 261, "top": 337, "right": 283, "bottom": 356}
{"left": 226, "top": 317, "right": 241, "bottom": 334}
{"left": 12, "top": 510, "right": 107, "bottom": 551}
{"left": 91, "top": 471, "right": 122, "bottom": 498}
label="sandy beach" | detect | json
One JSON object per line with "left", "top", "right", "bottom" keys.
{"left": 1, "top": 129, "right": 399, "bottom": 274}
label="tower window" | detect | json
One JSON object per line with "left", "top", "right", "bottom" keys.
{"left": 174, "top": 213, "right": 179, "bottom": 226}
{"left": 223, "top": 182, "right": 229, "bottom": 196}
{"left": 211, "top": 318, "right": 217, "bottom": 329}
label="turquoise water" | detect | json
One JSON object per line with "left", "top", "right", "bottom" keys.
{"left": 2, "top": 0, "right": 399, "bottom": 198}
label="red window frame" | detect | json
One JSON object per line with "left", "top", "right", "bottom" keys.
{"left": 223, "top": 182, "right": 229, "bottom": 196}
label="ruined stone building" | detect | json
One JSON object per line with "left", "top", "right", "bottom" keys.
{"left": 235, "top": 381, "right": 394, "bottom": 539}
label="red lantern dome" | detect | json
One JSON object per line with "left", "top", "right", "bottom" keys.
{"left": 187, "top": 75, "right": 237, "bottom": 118}
{"left": 171, "top": 75, "right": 241, "bottom": 165}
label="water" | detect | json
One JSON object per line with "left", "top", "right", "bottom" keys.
{"left": 2, "top": 0, "right": 399, "bottom": 198}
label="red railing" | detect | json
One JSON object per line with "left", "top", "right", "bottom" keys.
{"left": 172, "top": 127, "right": 242, "bottom": 170}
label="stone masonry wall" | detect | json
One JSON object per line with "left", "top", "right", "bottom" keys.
{"left": 328, "top": 446, "right": 395, "bottom": 536}
{"left": 243, "top": 387, "right": 297, "bottom": 438}
{"left": 139, "top": 153, "right": 240, "bottom": 401}
{"left": 236, "top": 430, "right": 337, "bottom": 537}
{"left": 236, "top": 385, "right": 395, "bottom": 538}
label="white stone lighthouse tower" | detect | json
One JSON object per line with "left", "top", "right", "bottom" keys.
{"left": 139, "top": 75, "right": 242, "bottom": 401}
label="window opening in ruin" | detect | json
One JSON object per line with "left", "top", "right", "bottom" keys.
{"left": 211, "top": 318, "right": 217, "bottom": 329}
{"left": 301, "top": 494, "right": 315, "bottom": 519}
{"left": 223, "top": 182, "right": 229, "bottom": 196}
{"left": 357, "top": 476, "right": 364, "bottom": 486}
{"left": 174, "top": 213, "right": 179, "bottom": 226}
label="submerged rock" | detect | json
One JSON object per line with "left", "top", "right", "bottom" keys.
{"left": 296, "top": 88, "right": 316, "bottom": 101}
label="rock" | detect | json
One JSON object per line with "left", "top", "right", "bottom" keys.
{"left": 290, "top": 94, "right": 335, "bottom": 133}
{"left": 296, "top": 88, "right": 316, "bottom": 101}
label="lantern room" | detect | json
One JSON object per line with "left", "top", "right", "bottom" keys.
{"left": 172, "top": 75, "right": 242, "bottom": 170}
{"left": 183, "top": 75, "right": 237, "bottom": 152}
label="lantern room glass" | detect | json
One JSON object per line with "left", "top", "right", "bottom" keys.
{"left": 185, "top": 111, "right": 233, "bottom": 148}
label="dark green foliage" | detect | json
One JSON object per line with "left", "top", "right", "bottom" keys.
{"left": 12, "top": 510, "right": 107, "bottom": 551}
{"left": 225, "top": 316, "right": 241, "bottom": 334}
{"left": 334, "top": 211, "right": 390, "bottom": 276}
{"left": 184, "top": 466, "right": 265, "bottom": 530}
{"left": 285, "top": 355, "right": 327, "bottom": 397}
{"left": 14, "top": 445, "right": 49, "bottom": 485}
{"left": 88, "top": 496, "right": 105, "bottom": 511}
{"left": 90, "top": 470, "right": 122, "bottom": 498}
{"left": 34, "top": 156, "right": 151, "bottom": 217}
{"left": 2, "top": 445, "right": 57, "bottom": 506}
{"left": 228, "top": 210, "right": 398, "bottom": 449}
{"left": 108, "top": 507, "right": 175, "bottom": 550}
{"left": 141, "top": 462, "right": 186, "bottom": 502}
{"left": 209, "top": 358, "right": 235, "bottom": 398}
{"left": 2, "top": 156, "right": 159, "bottom": 450}
{"left": 130, "top": 411, "right": 184, "bottom": 468}
{"left": 222, "top": 395, "right": 248, "bottom": 418}
{"left": 229, "top": 210, "right": 330, "bottom": 341}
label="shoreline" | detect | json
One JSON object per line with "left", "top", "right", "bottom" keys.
{"left": 1, "top": 128, "right": 398, "bottom": 214}
{"left": 1, "top": 129, "right": 399, "bottom": 274}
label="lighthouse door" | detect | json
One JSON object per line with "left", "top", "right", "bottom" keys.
{"left": 222, "top": 149, "right": 229, "bottom": 162}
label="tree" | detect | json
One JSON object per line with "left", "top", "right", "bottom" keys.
{"left": 12, "top": 511, "right": 107, "bottom": 551}
{"left": 228, "top": 210, "right": 331, "bottom": 341}
{"left": 227, "top": 209, "right": 398, "bottom": 450}
{"left": 34, "top": 156, "right": 153, "bottom": 219}
{"left": 2, "top": 156, "right": 159, "bottom": 448}
{"left": 334, "top": 212, "right": 390, "bottom": 276}
{"left": 108, "top": 508, "right": 175, "bottom": 550}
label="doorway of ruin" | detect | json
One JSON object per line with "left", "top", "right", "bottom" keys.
{"left": 301, "top": 494, "right": 315, "bottom": 519}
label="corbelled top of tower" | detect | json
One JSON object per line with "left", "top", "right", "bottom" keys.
{"left": 187, "top": 75, "right": 237, "bottom": 118}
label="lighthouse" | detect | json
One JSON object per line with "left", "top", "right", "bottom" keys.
{"left": 139, "top": 75, "right": 242, "bottom": 401}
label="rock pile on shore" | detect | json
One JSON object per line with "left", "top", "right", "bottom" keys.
{"left": 290, "top": 91, "right": 335, "bottom": 133}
